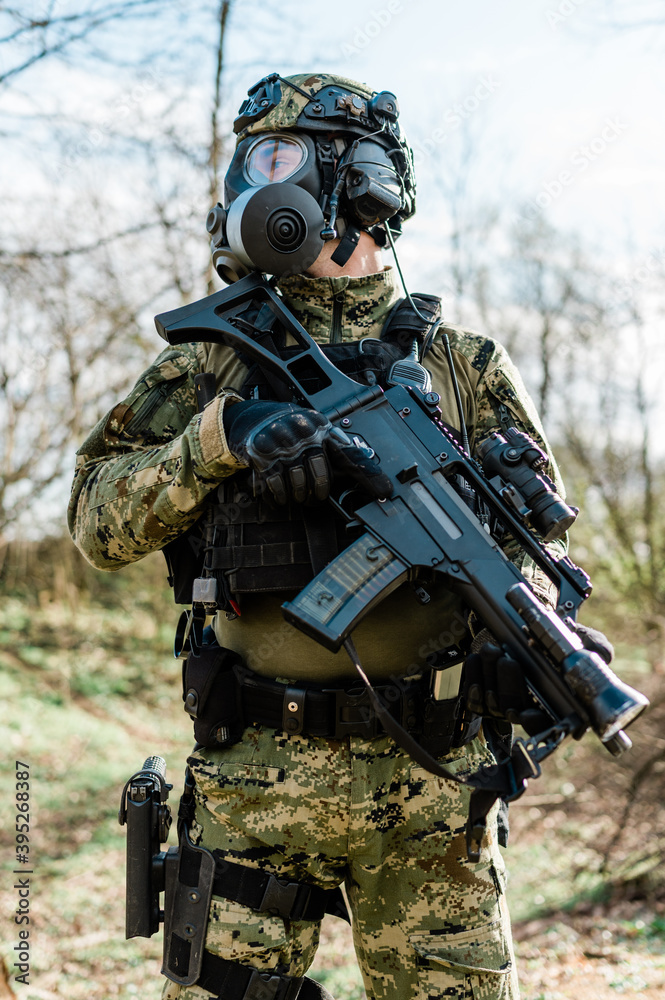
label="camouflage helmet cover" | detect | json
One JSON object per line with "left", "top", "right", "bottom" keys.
{"left": 234, "top": 73, "right": 378, "bottom": 142}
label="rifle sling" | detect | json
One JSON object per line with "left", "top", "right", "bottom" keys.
{"left": 342, "top": 638, "right": 545, "bottom": 862}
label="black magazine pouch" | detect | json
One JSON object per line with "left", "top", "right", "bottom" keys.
{"left": 163, "top": 521, "right": 206, "bottom": 605}
{"left": 182, "top": 641, "right": 244, "bottom": 747}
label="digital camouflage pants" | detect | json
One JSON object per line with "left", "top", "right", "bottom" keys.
{"left": 162, "top": 723, "right": 519, "bottom": 1000}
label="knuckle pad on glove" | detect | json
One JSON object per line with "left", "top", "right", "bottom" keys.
{"left": 308, "top": 453, "right": 330, "bottom": 501}
{"left": 467, "top": 683, "right": 485, "bottom": 716}
{"left": 464, "top": 643, "right": 538, "bottom": 722}
{"left": 288, "top": 465, "right": 307, "bottom": 503}
{"left": 266, "top": 472, "right": 288, "bottom": 505}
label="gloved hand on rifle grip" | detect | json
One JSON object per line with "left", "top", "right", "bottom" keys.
{"left": 568, "top": 621, "right": 614, "bottom": 664}
{"left": 462, "top": 643, "right": 552, "bottom": 736}
{"left": 223, "top": 399, "right": 393, "bottom": 505}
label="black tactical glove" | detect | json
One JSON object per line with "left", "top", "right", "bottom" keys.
{"left": 223, "top": 399, "right": 393, "bottom": 505}
{"left": 568, "top": 621, "right": 614, "bottom": 664}
{"left": 462, "top": 643, "right": 552, "bottom": 736}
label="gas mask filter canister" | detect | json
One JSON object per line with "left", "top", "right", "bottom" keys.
{"left": 207, "top": 183, "right": 325, "bottom": 284}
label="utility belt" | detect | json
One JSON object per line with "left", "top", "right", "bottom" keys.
{"left": 182, "top": 638, "right": 481, "bottom": 757}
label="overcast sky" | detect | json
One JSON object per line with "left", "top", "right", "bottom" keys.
{"left": 222, "top": 0, "right": 665, "bottom": 258}
{"left": 4, "top": 0, "right": 663, "bottom": 260}
{"left": 2, "top": 0, "right": 664, "bottom": 297}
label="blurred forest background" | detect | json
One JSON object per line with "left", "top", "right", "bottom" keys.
{"left": 0, "top": 1, "right": 664, "bottom": 997}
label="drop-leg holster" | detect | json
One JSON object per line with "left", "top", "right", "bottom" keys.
{"left": 161, "top": 767, "right": 345, "bottom": 999}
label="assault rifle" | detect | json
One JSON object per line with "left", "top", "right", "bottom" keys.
{"left": 155, "top": 272, "right": 648, "bottom": 855}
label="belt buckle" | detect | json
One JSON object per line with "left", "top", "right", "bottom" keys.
{"left": 259, "top": 874, "right": 310, "bottom": 921}
{"left": 243, "top": 969, "right": 302, "bottom": 1000}
{"left": 327, "top": 686, "right": 379, "bottom": 739}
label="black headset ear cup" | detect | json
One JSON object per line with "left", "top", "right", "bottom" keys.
{"left": 226, "top": 182, "right": 325, "bottom": 277}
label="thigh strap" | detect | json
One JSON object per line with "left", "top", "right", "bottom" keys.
{"left": 211, "top": 853, "right": 349, "bottom": 923}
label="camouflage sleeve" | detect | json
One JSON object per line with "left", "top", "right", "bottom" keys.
{"left": 440, "top": 329, "right": 569, "bottom": 609}
{"left": 67, "top": 344, "right": 245, "bottom": 571}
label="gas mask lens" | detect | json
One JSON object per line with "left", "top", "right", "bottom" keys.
{"left": 245, "top": 135, "right": 306, "bottom": 185}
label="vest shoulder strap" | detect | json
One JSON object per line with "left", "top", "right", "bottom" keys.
{"left": 380, "top": 292, "right": 442, "bottom": 348}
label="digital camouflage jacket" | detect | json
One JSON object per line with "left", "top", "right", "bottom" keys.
{"left": 68, "top": 267, "right": 566, "bottom": 680}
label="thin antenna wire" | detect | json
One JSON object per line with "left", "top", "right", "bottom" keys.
{"left": 384, "top": 223, "right": 432, "bottom": 324}
{"left": 442, "top": 332, "right": 471, "bottom": 456}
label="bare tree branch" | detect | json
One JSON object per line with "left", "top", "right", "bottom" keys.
{"left": 0, "top": 222, "right": 159, "bottom": 261}
{"left": 0, "top": 1, "right": 170, "bottom": 84}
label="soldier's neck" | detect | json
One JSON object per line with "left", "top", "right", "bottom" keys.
{"left": 305, "top": 231, "right": 384, "bottom": 278}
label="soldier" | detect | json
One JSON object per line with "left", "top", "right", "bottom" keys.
{"left": 69, "top": 72, "right": 599, "bottom": 1000}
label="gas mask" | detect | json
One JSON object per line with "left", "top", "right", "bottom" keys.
{"left": 207, "top": 73, "right": 416, "bottom": 283}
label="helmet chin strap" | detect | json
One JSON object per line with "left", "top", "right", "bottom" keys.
{"left": 330, "top": 224, "right": 361, "bottom": 267}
